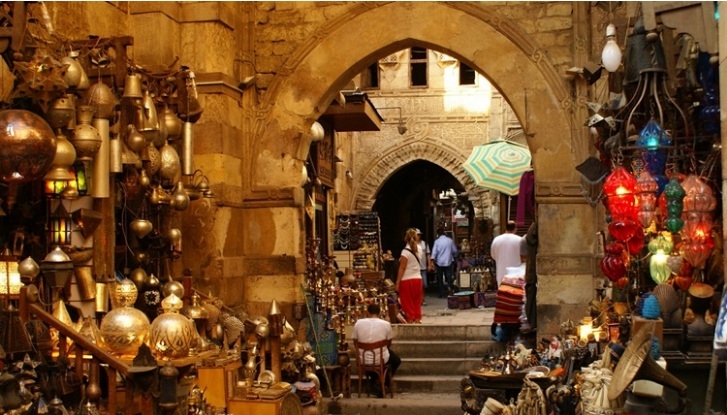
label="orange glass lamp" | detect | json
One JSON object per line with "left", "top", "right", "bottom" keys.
{"left": 0, "top": 247, "right": 21, "bottom": 307}
{"left": 44, "top": 162, "right": 87, "bottom": 199}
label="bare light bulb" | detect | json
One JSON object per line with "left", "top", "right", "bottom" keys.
{"left": 601, "top": 24, "right": 622, "bottom": 73}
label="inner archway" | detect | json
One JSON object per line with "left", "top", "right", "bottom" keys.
{"left": 373, "top": 160, "right": 465, "bottom": 254}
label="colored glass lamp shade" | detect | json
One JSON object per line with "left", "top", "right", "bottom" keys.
{"left": 0, "top": 248, "right": 22, "bottom": 302}
{"left": 44, "top": 162, "right": 87, "bottom": 199}
{"left": 636, "top": 120, "right": 671, "bottom": 177}
{"left": 636, "top": 171, "right": 658, "bottom": 229}
{"left": 681, "top": 174, "right": 716, "bottom": 217}
{"left": 600, "top": 242, "right": 627, "bottom": 282}
{"left": 603, "top": 166, "right": 638, "bottom": 220}
{"left": 663, "top": 177, "right": 686, "bottom": 233}
{"left": 48, "top": 202, "right": 72, "bottom": 246}
{"left": 648, "top": 234, "right": 673, "bottom": 284}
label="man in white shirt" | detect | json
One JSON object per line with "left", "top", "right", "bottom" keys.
{"left": 351, "top": 303, "right": 401, "bottom": 396}
{"left": 415, "top": 229, "right": 431, "bottom": 305}
{"left": 490, "top": 220, "right": 524, "bottom": 287}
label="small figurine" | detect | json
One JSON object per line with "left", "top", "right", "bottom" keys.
{"left": 546, "top": 335, "right": 563, "bottom": 363}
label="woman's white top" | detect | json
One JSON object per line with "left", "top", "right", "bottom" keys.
{"left": 400, "top": 247, "right": 422, "bottom": 281}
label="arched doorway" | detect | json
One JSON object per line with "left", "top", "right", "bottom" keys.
{"left": 373, "top": 160, "right": 465, "bottom": 255}
{"left": 245, "top": 2, "right": 596, "bottom": 335}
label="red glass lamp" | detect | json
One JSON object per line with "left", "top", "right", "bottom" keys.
{"left": 604, "top": 166, "right": 638, "bottom": 221}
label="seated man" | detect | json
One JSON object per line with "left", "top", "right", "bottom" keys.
{"left": 351, "top": 303, "right": 401, "bottom": 396}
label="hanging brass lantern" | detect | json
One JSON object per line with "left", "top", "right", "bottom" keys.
{"left": 70, "top": 106, "right": 102, "bottom": 161}
{"left": 0, "top": 109, "right": 57, "bottom": 184}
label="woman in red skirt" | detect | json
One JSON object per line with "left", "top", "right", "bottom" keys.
{"left": 396, "top": 228, "right": 423, "bottom": 323}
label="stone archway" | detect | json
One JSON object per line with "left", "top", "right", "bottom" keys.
{"left": 244, "top": 2, "right": 597, "bottom": 336}
{"left": 353, "top": 140, "right": 488, "bottom": 212}
{"left": 249, "top": 1, "right": 578, "bottom": 192}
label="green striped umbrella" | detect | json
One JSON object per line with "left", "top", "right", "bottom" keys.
{"left": 462, "top": 139, "right": 532, "bottom": 196}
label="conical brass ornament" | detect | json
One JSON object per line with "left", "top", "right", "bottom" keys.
{"left": 72, "top": 208, "right": 103, "bottom": 239}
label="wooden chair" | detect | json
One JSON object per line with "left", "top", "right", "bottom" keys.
{"left": 353, "top": 339, "right": 394, "bottom": 398}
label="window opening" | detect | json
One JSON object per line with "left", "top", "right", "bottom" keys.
{"left": 362, "top": 62, "right": 379, "bottom": 89}
{"left": 410, "top": 47, "right": 428, "bottom": 87}
{"left": 459, "top": 62, "right": 476, "bottom": 85}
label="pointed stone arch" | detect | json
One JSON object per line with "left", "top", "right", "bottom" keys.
{"left": 354, "top": 140, "right": 488, "bottom": 211}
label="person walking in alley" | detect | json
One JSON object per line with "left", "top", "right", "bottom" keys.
{"left": 430, "top": 226, "right": 459, "bottom": 298}
{"left": 490, "top": 220, "right": 524, "bottom": 287}
{"left": 415, "top": 229, "right": 432, "bottom": 306}
{"left": 396, "top": 228, "right": 423, "bottom": 323}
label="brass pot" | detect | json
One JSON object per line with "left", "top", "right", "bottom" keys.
{"left": 0, "top": 109, "right": 56, "bottom": 183}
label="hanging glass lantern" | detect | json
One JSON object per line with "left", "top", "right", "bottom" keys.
{"left": 600, "top": 242, "right": 627, "bottom": 282}
{"left": 603, "top": 166, "right": 638, "bottom": 221}
{"left": 648, "top": 234, "right": 673, "bottom": 284}
{"left": 0, "top": 248, "right": 21, "bottom": 301}
{"left": 636, "top": 171, "right": 658, "bottom": 229}
{"left": 663, "top": 177, "right": 686, "bottom": 233}
{"left": 636, "top": 120, "right": 672, "bottom": 180}
{"left": 680, "top": 174, "right": 716, "bottom": 243}
{"left": 48, "top": 202, "right": 72, "bottom": 246}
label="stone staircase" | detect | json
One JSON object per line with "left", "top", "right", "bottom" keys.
{"left": 387, "top": 324, "right": 503, "bottom": 394}
{"left": 331, "top": 320, "right": 506, "bottom": 415}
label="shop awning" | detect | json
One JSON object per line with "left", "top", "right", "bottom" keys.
{"left": 321, "top": 92, "right": 383, "bottom": 132}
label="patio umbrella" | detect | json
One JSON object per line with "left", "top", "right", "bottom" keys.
{"left": 462, "top": 139, "right": 532, "bottom": 196}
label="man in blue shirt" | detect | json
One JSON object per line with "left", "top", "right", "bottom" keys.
{"left": 429, "top": 226, "right": 459, "bottom": 298}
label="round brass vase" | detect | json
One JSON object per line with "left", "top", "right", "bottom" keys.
{"left": 150, "top": 294, "right": 197, "bottom": 358}
{"left": 0, "top": 109, "right": 57, "bottom": 183}
{"left": 100, "top": 306, "right": 150, "bottom": 356}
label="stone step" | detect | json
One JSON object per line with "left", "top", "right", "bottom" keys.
{"left": 349, "top": 374, "right": 466, "bottom": 394}
{"left": 392, "top": 324, "right": 491, "bottom": 341}
{"left": 350, "top": 356, "right": 482, "bottom": 377}
{"left": 399, "top": 357, "right": 482, "bottom": 376}
{"left": 327, "top": 393, "right": 463, "bottom": 415}
{"left": 392, "top": 339, "right": 503, "bottom": 358}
